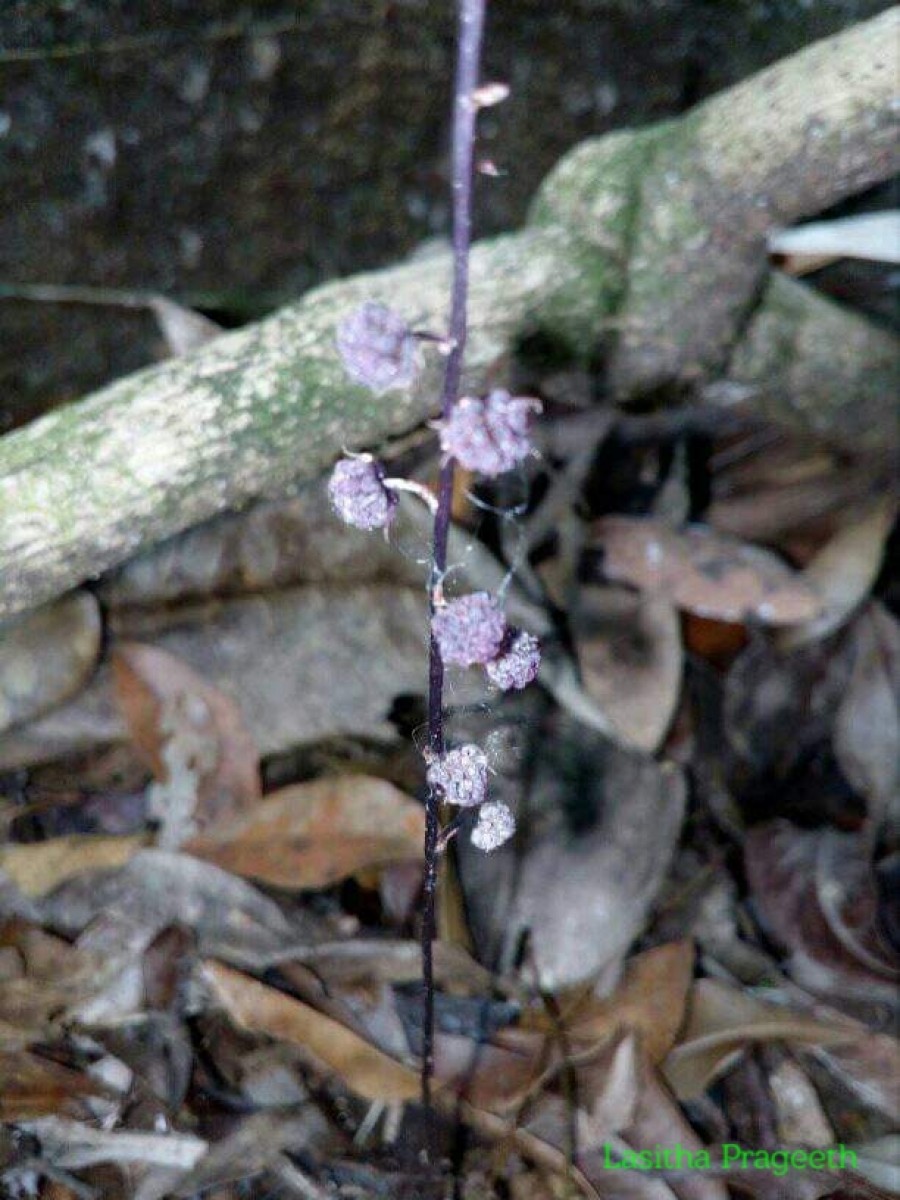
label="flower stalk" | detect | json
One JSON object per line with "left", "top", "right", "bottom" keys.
{"left": 421, "top": 0, "right": 488, "bottom": 1108}
{"left": 328, "top": 0, "right": 541, "bottom": 1115}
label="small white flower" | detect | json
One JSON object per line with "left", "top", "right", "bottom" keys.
{"left": 471, "top": 801, "right": 516, "bottom": 852}
{"left": 426, "top": 743, "right": 488, "bottom": 807}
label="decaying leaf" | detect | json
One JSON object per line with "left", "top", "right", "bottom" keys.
{"left": 112, "top": 643, "right": 261, "bottom": 844}
{"left": 808, "top": 1032, "right": 900, "bottom": 1125}
{"left": 662, "top": 979, "right": 855, "bottom": 1100}
{"left": 614, "top": 1050, "right": 729, "bottom": 1200}
{"left": 533, "top": 941, "right": 695, "bottom": 1065}
{"left": 36, "top": 850, "right": 308, "bottom": 968}
{"left": 167, "top": 1111, "right": 334, "bottom": 1198}
{"left": 722, "top": 630, "right": 850, "bottom": 775}
{"left": 767, "top": 1057, "right": 834, "bottom": 1147}
{"left": 0, "top": 1051, "right": 106, "bottom": 1120}
{"left": 0, "top": 584, "right": 438, "bottom": 772}
{"left": 593, "top": 516, "right": 823, "bottom": 625}
{"left": 458, "top": 708, "right": 686, "bottom": 989}
{"left": 0, "top": 591, "right": 102, "bottom": 735}
{"left": 777, "top": 498, "right": 897, "bottom": 649}
{"left": 187, "top": 775, "right": 425, "bottom": 889}
{"left": 0, "top": 834, "right": 146, "bottom": 898}
{"left": 833, "top": 605, "right": 900, "bottom": 829}
{"left": 745, "top": 821, "right": 898, "bottom": 1008}
{"left": 202, "top": 960, "right": 420, "bottom": 1102}
{"left": 17, "top": 1116, "right": 207, "bottom": 1171}
{"left": 570, "top": 585, "right": 683, "bottom": 753}
{"left": 100, "top": 482, "right": 426, "bottom": 609}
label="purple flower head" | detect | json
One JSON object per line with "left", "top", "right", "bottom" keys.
{"left": 336, "top": 302, "right": 417, "bottom": 394}
{"left": 471, "top": 800, "right": 516, "bottom": 852}
{"left": 327, "top": 455, "right": 397, "bottom": 531}
{"left": 438, "top": 389, "right": 540, "bottom": 476}
{"left": 426, "top": 743, "right": 488, "bottom": 808}
{"left": 432, "top": 592, "right": 506, "bottom": 667}
{"left": 486, "top": 628, "right": 541, "bottom": 691}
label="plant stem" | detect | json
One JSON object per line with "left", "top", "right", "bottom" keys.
{"left": 421, "top": 0, "right": 487, "bottom": 1110}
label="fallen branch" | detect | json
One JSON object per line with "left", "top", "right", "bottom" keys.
{"left": 1, "top": 9, "right": 897, "bottom": 621}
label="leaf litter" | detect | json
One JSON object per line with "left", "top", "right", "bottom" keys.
{"left": 0, "top": 402, "right": 897, "bottom": 1199}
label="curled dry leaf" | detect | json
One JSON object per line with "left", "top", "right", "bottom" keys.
{"left": 0, "top": 591, "right": 101, "bottom": 734}
{"left": 662, "top": 979, "right": 855, "bottom": 1100}
{"left": 202, "top": 960, "right": 420, "bottom": 1102}
{"left": 571, "top": 585, "right": 683, "bottom": 753}
{"left": 593, "top": 516, "right": 822, "bottom": 625}
{"left": 168, "top": 1112, "right": 333, "bottom": 1199}
{"left": 0, "top": 920, "right": 119, "bottom": 1044}
{"left": 777, "top": 497, "right": 897, "bottom": 650}
{"left": 833, "top": 605, "right": 900, "bottom": 831}
{"left": 187, "top": 775, "right": 425, "bottom": 889}
{"left": 431, "top": 1025, "right": 548, "bottom": 1113}
{"left": 112, "top": 643, "right": 261, "bottom": 844}
{"left": 744, "top": 821, "right": 898, "bottom": 1008}
{"left": 458, "top": 710, "right": 686, "bottom": 989}
{"left": 37, "top": 850, "right": 301, "bottom": 968}
{"left": 616, "top": 1050, "right": 729, "bottom": 1200}
{"left": 808, "top": 1031, "right": 900, "bottom": 1126}
{"left": 528, "top": 941, "right": 695, "bottom": 1066}
{"left": 767, "top": 1057, "right": 834, "bottom": 1147}
{"left": 0, "top": 1050, "right": 106, "bottom": 1120}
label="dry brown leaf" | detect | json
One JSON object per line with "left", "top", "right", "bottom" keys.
{"left": 432, "top": 1026, "right": 548, "bottom": 1113}
{"left": 38, "top": 850, "right": 302, "bottom": 968}
{"left": 593, "top": 516, "right": 822, "bottom": 625}
{"left": 187, "top": 775, "right": 424, "bottom": 889}
{"left": 458, "top": 709, "right": 686, "bottom": 990}
{"left": 0, "top": 1050, "right": 104, "bottom": 1119}
{"left": 662, "top": 979, "right": 855, "bottom": 1100}
{"left": 535, "top": 941, "right": 695, "bottom": 1065}
{"left": 112, "top": 642, "right": 260, "bottom": 843}
{"left": 571, "top": 586, "right": 683, "bottom": 753}
{"left": 777, "top": 497, "right": 897, "bottom": 649}
{"left": 808, "top": 1033, "right": 900, "bottom": 1125}
{"left": 0, "top": 920, "right": 113, "bottom": 1042}
{"left": 202, "top": 959, "right": 420, "bottom": 1102}
{"left": 614, "top": 1048, "right": 728, "bottom": 1200}
{"left": 745, "top": 820, "right": 898, "bottom": 1007}
{"left": 0, "top": 833, "right": 146, "bottom": 898}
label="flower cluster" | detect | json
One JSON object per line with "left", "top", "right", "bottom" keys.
{"left": 425, "top": 746, "right": 515, "bottom": 853}
{"left": 425, "top": 743, "right": 488, "bottom": 808}
{"left": 336, "top": 302, "right": 417, "bottom": 395}
{"left": 437, "top": 389, "right": 540, "bottom": 476}
{"left": 431, "top": 592, "right": 505, "bottom": 667}
{"left": 327, "top": 455, "right": 397, "bottom": 531}
{"left": 328, "top": 303, "right": 543, "bottom": 853}
{"left": 431, "top": 593, "right": 540, "bottom": 690}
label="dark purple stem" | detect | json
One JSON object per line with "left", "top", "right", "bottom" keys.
{"left": 421, "top": 0, "right": 486, "bottom": 1109}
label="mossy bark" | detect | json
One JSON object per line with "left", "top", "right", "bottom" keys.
{"left": 0, "top": 10, "right": 897, "bottom": 622}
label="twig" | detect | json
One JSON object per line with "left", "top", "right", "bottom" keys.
{"left": 421, "top": 0, "right": 486, "bottom": 1110}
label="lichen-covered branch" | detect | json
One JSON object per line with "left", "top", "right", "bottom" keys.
{"left": 1, "top": 10, "right": 897, "bottom": 622}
